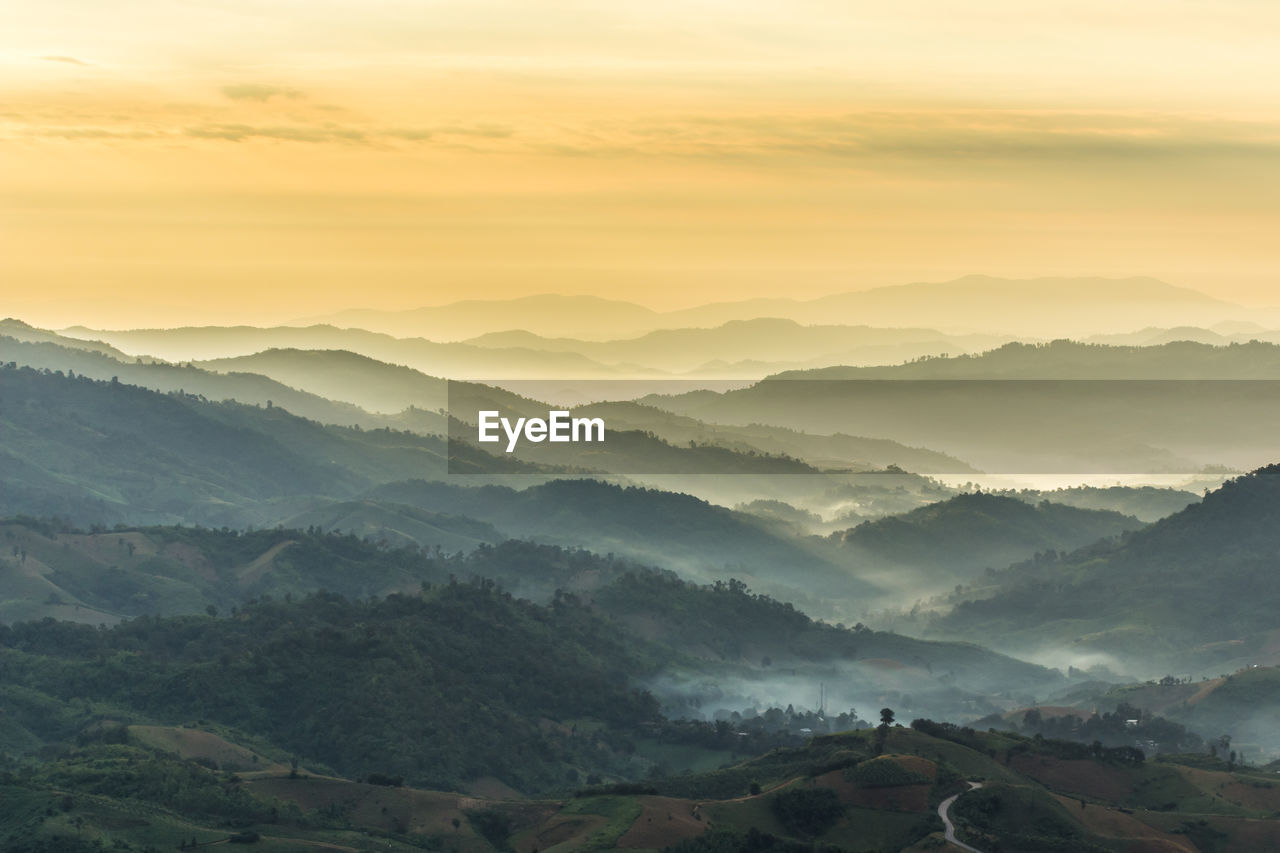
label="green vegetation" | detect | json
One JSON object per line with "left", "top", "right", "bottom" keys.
{"left": 560, "top": 795, "right": 644, "bottom": 850}
{"left": 997, "top": 484, "right": 1199, "bottom": 523}
{"left": 667, "top": 827, "right": 835, "bottom": 853}
{"left": 938, "top": 465, "right": 1280, "bottom": 671}
{"left": 0, "top": 362, "right": 552, "bottom": 528}
{"left": 769, "top": 787, "right": 844, "bottom": 838}
{"left": 0, "top": 584, "right": 663, "bottom": 793}
{"left": 843, "top": 757, "right": 930, "bottom": 788}
{"left": 837, "top": 492, "right": 1141, "bottom": 581}
{"left": 951, "top": 783, "right": 1110, "bottom": 852}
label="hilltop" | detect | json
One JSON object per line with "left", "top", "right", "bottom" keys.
{"left": 835, "top": 492, "right": 1143, "bottom": 596}
{"left": 935, "top": 464, "right": 1280, "bottom": 674}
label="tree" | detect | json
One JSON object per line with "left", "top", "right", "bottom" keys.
{"left": 875, "top": 707, "right": 895, "bottom": 754}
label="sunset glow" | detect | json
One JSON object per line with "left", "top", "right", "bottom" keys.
{"left": 4, "top": 0, "right": 1279, "bottom": 327}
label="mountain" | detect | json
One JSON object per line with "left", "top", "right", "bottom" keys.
{"left": 10, "top": 328, "right": 883, "bottom": 482}
{"left": 659, "top": 275, "right": 1248, "bottom": 337}
{"left": 0, "top": 528, "right": 1067, "bottom": 789}
{"left": 294, "top": 293, "right": 663, "bottom": 340}
{"left": 835, "top": 493, "right": 1143, "bottom": 597}
{"left": 58, "top": 322, "right": 639, "bottom": 378}
{"left": 641, "top": 346, "right": 1280, "bottom": 473}
{"left": 0, "top": 517, "right": 1055, "bottom": 705}
{"left": 0, "top": 367, "right": 918, "bottom": 613}
{"left": 0, "top": 362, "right": 976, "bottom": 577}
{"left": 770, "top": 339, "right": 1280, "bottom": 379}
{"left": 198, "top": 347, "right": 451, "bottom": 414}
{"left": 1086, "top": 326, "right": 1236, "bottom": 347}
{"left": 934, "top": 464, "right": 1280, "bottom": 675}
{"left": 0, "top": 317, "right": 142, "bottom": 360}
{"left": 2, "top": 523, "right": 1277, "bottom": 850}
{"left": 0, "top": 330, "right": 397, "bottom": 430}
{"left": 296, "top": 276, "right": 1253, "bottom": 340}
{"left": 590, "top": 570, "right": 1054, "bottom": 699}
{"left": 576, "top": 400, "right": 978, "bottom": 473}
{"left": 0, "top": 582, "right": 665, "bottom": 794}
{"left": 0, "top": 364, "right": 551, "bottom": 527}
{"left": 360, "top": 478, "right": 875, "bottom": 613}
{"left": 998, "top": 485, "right": 1201, "bottom": 523}
{"left": 191, "top": 349, "right": 978, "bottom": 476}
{"left": 464, "top": 319, "right": 1010, "bottom": 374}
{"left": 1087, "top": 325, "right": 1280, "bottom": 347}
{"left": 0, "top": 518, "right": 484, "bottom": 626}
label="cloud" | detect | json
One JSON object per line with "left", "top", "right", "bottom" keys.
{"left": 386, "top": 128, "right": 435, "bottom": 141}
{"left": 544, "top": 110, "right": 1280, "bottom": 165}
{"left": 184, "top": 123, "right": 364, "bottom": 143}
{"left": 386, "top": 123, "right": 514, "bottom": 142}
{"left": 220, "top": 84, "right": 304, "bottom": 102}
{"left": 40, "top": 55, "right": 89, "bottom": 66}
{"left": 22, "top": 127, "right": 157, "bottom": 140}
{"left": 18, "top": 106, "right": 1276, "bottom": 171}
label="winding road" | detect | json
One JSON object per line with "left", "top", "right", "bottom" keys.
{"left": 936, "top": 781, "right": 985, "bottom": 853}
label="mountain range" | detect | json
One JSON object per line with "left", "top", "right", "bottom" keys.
{"left": 295, "top": 275, "right": 1264, "bottom": 339}
{"left": 934, "top": 465, "right": 1280, "bottom": 677}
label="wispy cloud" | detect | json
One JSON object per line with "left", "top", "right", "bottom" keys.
{"left": 10, "top": 106, "right": 1278, "bottom": 172}
{"left": 40, "top": 55, "right": 89, "bottom": 66}
{"left": 541, "top": 111, "right": 1280, "bottom": 165}
{"left": 184, "top": 123, "right": 364, "bottom": 143}
{"left": 385, "top": 124, "right": 514, "bottom": 142}
{"left": 24, "top": 127, "right": 157, "bottom": 140}
{"left": 220, "top": 84, "right": 304, "bottom": 102}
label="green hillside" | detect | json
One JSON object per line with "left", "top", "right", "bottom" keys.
{"left": 364, "top": 478, "right": 875, "bottom": 608}
{"left": 5, "top": 666, "right": 1280, "bottom": 851}
{"left": 836, "top": 492, "right": 1143, "bottom": 594}
{"left": 0, "top": 364, "right": 557, "bottom": 526}
{"left": 935, "top": 465, "right": 1280, "bottom": 674}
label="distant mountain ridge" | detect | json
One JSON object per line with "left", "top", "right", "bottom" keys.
{"left": 56, "top": 321, "right": 638, "bottom": 379}
{"left": 769, "top": 339, "right": 1280, "bottom": 379}
{"left": 57, "top": 318, "right": 1004, "bottom": 379}
{"left": 641, "top": 343, "right": 1280, "bottom": 473}
{"left": 291, "top": 275, "right": 1255, "bottom": 339}
{"left": 462, "top": 318, "right": 1010, "bottom": 373}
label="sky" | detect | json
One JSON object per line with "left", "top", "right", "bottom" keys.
{"left": 2, "top": 0, "right": 1279, "bottom": 328}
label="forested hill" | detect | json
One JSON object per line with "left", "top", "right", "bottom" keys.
{"left": 0, "top": 583, "right": 664, "bottom": 793}
{"left": 364, "top": 478, "right": 872, "bottom": 602}
{"left": 836, "top": 492, "right": 1142, "bottom": 578}
{"left": 0, "top": 364, "right": 551, "bottom": 526}
{"left": 0, "top": 331, "right": 393, "bottom": 430}
{"left": 771, "top": 339, "right": 1280, "bottom": 379}
{"left": 0, "top": 529, "right": 1058, "bottom": 794}
{"left": 936, "top": 464, "right": 1280, "bottom": 671}
{"left": 589, "top": 571, "right": 1055, "bottom": 695}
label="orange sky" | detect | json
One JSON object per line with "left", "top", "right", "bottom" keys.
{"left": 2, "top": 1, "right": 1279, "bottom": 328}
